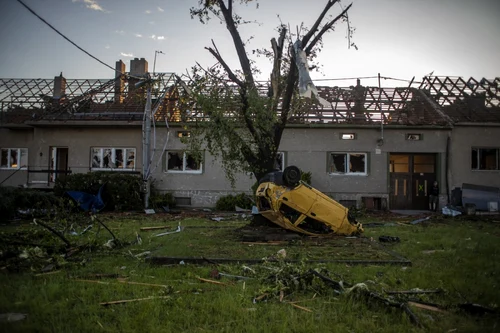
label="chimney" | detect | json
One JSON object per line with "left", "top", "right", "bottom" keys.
{"left": 130, "top": 58, "right": 148, "bottom": 76}
{"left": 115, "top": 60, "right": 126, "bottom": 104}
{"left": 53, "top": 72, "right": 66, "bottom": 100}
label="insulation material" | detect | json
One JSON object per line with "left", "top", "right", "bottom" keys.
{"left": 293, "top": 40, "right": 330, "bottom": 108}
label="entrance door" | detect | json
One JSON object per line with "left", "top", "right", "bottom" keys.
{"left": 49, "top": 147, "right": 69, "bottom": 182}
{"left": 389, "top": 154, "right": 436, "bottom": 210}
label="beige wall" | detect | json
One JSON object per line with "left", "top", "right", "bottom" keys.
{"left": 450, "top": 125, "right": 500, "bottom": 189}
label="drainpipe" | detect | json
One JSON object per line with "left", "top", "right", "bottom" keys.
{"left": 446, "top": 134, "right": 451, "bottom": 204}
{"left": 142, "top": 83, "right": 152, "bottom": 209}
{"left": 378, "top": 73, "right": 384, "bottom": 143}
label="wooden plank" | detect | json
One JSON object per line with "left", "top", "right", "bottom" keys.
{"left": 196, "top": 277, "right": 229, "bottom": 286}
{"left": 290, "top": 303, "right": 313, "bottom": 313}
{"left": 408, "top": 301, "right": 448, "bottom": 314}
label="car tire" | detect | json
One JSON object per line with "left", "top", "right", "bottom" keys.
{"left": 282, "top": 166, "right": 301, "bottom": 187}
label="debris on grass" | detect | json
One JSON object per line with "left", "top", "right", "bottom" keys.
{"left": 408, "top": 301, "right": 449, "bottom": 314}
{"left": 196, "top": 277, "right": 230, "bottom": 286}
{"left": 386, "top": 288, "right": 443, "bottom": 295}
{"left": 34, "top": 270, "right": 62, "bottom": 277}
{"left": 410, "top": 216, "right": 431, "bottom": 225}
{"left": 140, "top": 226, "right": 173, "bottom": 231}
{"left": 290, "top": 303, "right": 313, "bottom": 312}
{"left": 100, "top": 296, "right": 171, "bottom": 306}
{"left": 153, "top": 223, "right": 182, "bottom": 237}
{"left": 379, "top": 236, "right": 400, "bottom": 243}
{"left": 0, "top": 313, "right": 27, "bottom": 322}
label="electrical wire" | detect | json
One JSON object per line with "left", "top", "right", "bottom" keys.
{"left": 15, "top": 0, "right": 144, "bottom": 80}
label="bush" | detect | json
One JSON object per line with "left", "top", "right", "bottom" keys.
{"left": 53, "top": 172, "right": 143, "bottom": 211}
{"left": 301, "top": 171, "right": 312, "bottom": 185}
{"left": 0, "top": 186, "right": 61, "bottom": 222}
{"left": 215, "top": 193, "right": 253, "bottom": 211}
{"left": 150, "top": 192, "right": 176, "bottom": 210}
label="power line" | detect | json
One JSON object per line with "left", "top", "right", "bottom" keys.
{"left": 16, "top": 0, "right": 117, "bottom": 74}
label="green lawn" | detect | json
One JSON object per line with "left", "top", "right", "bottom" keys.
{"left": 0, "top": 212, "right": 499, "bottom": 332}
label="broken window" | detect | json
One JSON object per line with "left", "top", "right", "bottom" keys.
{"left": 472, "top": 148, "right": 499, "bottom": 170}
{"left": 329, "top": 152, "right": 367, "bottom": 174}
{"left": 0, "top": 148, "right": 28, "bottom": 169}
{"left": 91, "top": 147, "right": 136, "bottom": 170}
{"left": 167, "top": 151, "right": 202, "bottom": 173}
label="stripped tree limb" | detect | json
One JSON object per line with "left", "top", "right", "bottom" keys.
{"left": 33, "top": 219, "right": 71, "bottom": 247}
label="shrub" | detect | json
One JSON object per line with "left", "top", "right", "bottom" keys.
{"left": 0, "top": 186, "right": 61, "bottom": 222}
{"left": 53, "top": 172, "right": 143, "bottom": 211}
{"left": 150, "top": 192, "right": 176, "bottom": 210}
{"left": 300, "top": 171, "right": 312, "bottom": 185}
{"left": 215, "top": 193, "right": 253, "bottom": 211}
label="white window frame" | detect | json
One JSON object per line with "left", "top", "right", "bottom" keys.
{"left": 166, "top": 151, "right": 203, "bottom": 174}
{"left": 328, "top": 152, "right": 368, "bottom": 175}
{"left": 91, "top": 147, "right": 136, "bottom": 171}
{"left": 1, "top": 148, "right": 28, "bottom": 170}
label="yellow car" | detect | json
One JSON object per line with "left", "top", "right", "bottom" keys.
{"left": 255, "top": 166, "right": 363, "bottom": 236}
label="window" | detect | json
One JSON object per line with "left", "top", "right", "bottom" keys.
{"left": 166, "top": 151, "right": 202, "bottom": 173}
{"left": 177, "top": 131, "right": 191, "bottom": 138}
{"left": 406, "top": 133, "right": 422, "bottom": 141}
{"left": 472, "top": 148, "right": 499, "bottom": 170}
{"left": 341, "top": 133, "right": 356, "bottom": 140}
{"left": 91, "top": 147, "right": 135, "bottom": 170}
{"left": 329, "top": 152, "right": 367, "bottom": 175}
{"left": 1, "top": 148, "right": 27, "bottom": 169}
{"left": 275, "top": 152, "right": 285, "bottom": 171}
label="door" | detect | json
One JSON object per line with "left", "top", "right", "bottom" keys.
{"left": 49, "top": 147, "right": 69, "bottom": 182}
{"left": 389, "top": 154, "right": 436, "bottom": 210}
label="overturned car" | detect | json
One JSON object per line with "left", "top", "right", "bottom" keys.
{"left": 255, "top": 166, "right": 363, "bottom": 236}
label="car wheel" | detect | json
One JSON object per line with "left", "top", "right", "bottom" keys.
{"left": 282, "top": 166, "right": 301, "bottom": 187}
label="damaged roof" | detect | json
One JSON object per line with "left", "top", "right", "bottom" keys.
{"left": 0, "top": 75, "right": 498, "bottom": 126}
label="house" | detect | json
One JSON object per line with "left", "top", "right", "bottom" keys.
{"left": 1, "top": 58, "right": 499, "bottom": 210}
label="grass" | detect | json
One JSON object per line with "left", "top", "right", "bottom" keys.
{"left": 0, "top": 212, "right": 499, "bottom": 332}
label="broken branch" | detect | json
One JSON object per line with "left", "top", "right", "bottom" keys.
{"left": 196, "top": 277, "right": 229, "bottom": 286}
{"left": 290, "top": 303, "right": 313, "bottom": 313}
{"left": 33, "top": 218, "right": 71, "bottom": 247}
{"left": 206, "top": 41, "right": 244, "bottom": 87}
{"left": 100, "top": 296, "right": 171, "bottom": 306}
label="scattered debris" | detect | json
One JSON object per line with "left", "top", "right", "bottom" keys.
{"left": 116, "top": 278, "right": 169, "bottom": 288}
{"left": 0, "top": 313, "right": 27, "bottom": 322}
{"left": 442, "top": 206, "right": 462, "bottom": 217}
{"left": 100, "top": 296, "right": 171, "bottom": 306}
{"left": 33, "top": 219, "right": 71, "bottom": 247}
{"left": 211, "top": 217, "right": 224, "bottom": 222}
{"left": 134, "top": 251, "right": 151, "bottom": 258}
{"left": 144, "top": 209, "right": 156, "bottom": 214}
{"left": 379, "top": 236, "right": 400, "bottom": 243}
{"left": 459, "top": 303, "right": 497, "bottom": 315}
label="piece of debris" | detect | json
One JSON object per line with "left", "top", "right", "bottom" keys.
{"left": 153, "top": 223, "right": 181, "bottom": 237}
{"left": 103, "top": 239, "right": 116, "bottom": 249}
{"left": 290, "top": 303, "right": 313, "bottom": 312}
{"left": 0, "top": 313, "right": 27, "bottom": 322}
{"left": 410, "top": 216, "right": 431, "bottom": 225}
{"left": 116, "top": 278, "right": 168, "bottom": 288}
{"left": 134, "top": 251, "right": 151, "bottom": 258}
{"left": 100, "top": 296, "right": 171, "bottom": 306}
{"left": 144, "top": 209, "right": 156, "bottom": 215}
{"left": 379, "top": 236, "right": 400, "bottom": 243}
{"left": 442, "top": 206, "right": 462, "bottom": 217}
{"left": 196, "top": 277, "right": 229, "bottom": 286}
{"left": 459, "top": 303, "right": 497, "bottom": 315}
{"left": 421, "top": 250, "right": 445, "bottom": 255}
{"left": 218, "top": 272, "right": 252, "bottom": 281}
{"left": 408, "top": 301, "right": 449, "bottom": 314}
{"left": 386, "top": 288, "right": 443, "bottom": 295}
{"left": 140, "top": 226, "right": 172, "bottom": 231}
{"left": 235, "top": 206, "right": 251, "bottom": 212}
{"left": 211, "top": 217, "right": 224, "bottom": 222}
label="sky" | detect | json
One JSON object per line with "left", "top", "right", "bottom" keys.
{"left": 0, "top": 0, "right": 499, "bottom": 87}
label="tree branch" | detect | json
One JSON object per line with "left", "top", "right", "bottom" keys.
{"left": 270, "top": 27, "right": 287, "bottom": 103}
{"left": 305, "top": 3, "right": 352, "bottom": 55}
{"left": 216, "top": 0, "right": 255, "bottom": 87}
{"left": 301, "top": 0, "right": 339, "bottom": 46}
{"left": 205, "top": 41, "right": 244, "bottom": 87}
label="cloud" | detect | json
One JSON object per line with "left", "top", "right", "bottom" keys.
{"left": 150, "top": 35, "right": 156, "bottom": 40}
{"left": 120, "top": 52, "right": 134, "bottom": 58}
{"left": 114, "top": 30, "right": 125, "bottom": 35}
{"left": 105, "top": 45, "right": 110, "bottom": 49}
{"left": 149, "top": 21, "right": 155, "bottom": 25}
{"left": 134, "top": 33, "right": 143, "bottom": 38}
{"left": 157, "top": 7, "right": 164, "bottom": 12}
{"left": 73, "top": 0, "right": 106, "bottom": 12}
{"left": 157, "top": 36, "right": 165, "bottom": 40}
{"left": 145, "top": 10, "right": 152, "bottom": 14}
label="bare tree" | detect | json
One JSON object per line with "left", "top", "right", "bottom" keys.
{"left": 183, "top": 0, "right": 354, "bottom": 184}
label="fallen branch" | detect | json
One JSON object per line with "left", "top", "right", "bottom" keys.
{"left": 408, "top": 301, "right": 449, "bottom": 314}
{"left": 116, "top": 278, "right": 169, "bottom": 288}
{"left": 74, "top": 279, "right": 110, "bottom": 285}
{"left": 386, "top": 289, "right": 443, "bottom": 295}
{"left": 93, "top": 216, "right": 119, "bottom": 243}
{"left": 196, "top": 277, "right": 229, "bottom": 286}
{"left": 140, "top": 226, "right": 173, "bottom": 231}
{"left": 100, "top": 296, "right": 171, "bottom": 306}
{"left": 290, "top": 303, "right": 313, "bottom": 313}
{"left": 33, "top": 219, "right": 71, "bottom": 247}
